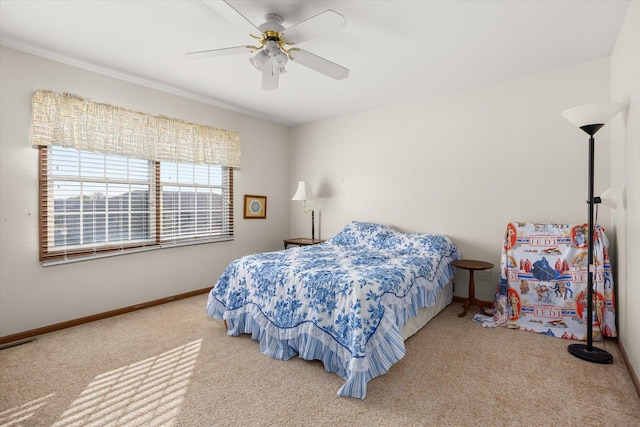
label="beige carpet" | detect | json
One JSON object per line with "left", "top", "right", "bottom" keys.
{"left": 1, "top": 294, "right": 639, "bottom": 427}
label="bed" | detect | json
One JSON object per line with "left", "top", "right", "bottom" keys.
{"left": 207, "top": 221, "right": 460, "bottom": 398}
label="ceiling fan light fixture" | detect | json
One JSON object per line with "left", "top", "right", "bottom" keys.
{"left": 264, "top": 39, "right": 281, "bottom": 55}
{"left": 273, "top": 50, "right": 288, "bottom": 67}
{"left": 249, "top": 50, "right": 269, "bottom": 70}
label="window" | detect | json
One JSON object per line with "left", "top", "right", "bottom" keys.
{"left": 160, "top": 161, "right": 231, "bottom": 242}
{"left": 31, "top": 89, "right": 240, "bottom": 264}
{"left": 39, "top": 146, "right": 234, "bottom": 263}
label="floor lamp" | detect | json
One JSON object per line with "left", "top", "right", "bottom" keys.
{"left": 561, "top": 102, "right": 624, "bottom": 364}
{"left": 291, "top": 181, "right": 316, "bottom": 240}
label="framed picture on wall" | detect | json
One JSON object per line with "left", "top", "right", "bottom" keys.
{"left": 243, "top": 195, "right": 267, "bottom": 219}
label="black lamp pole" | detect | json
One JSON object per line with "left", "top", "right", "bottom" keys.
{"left": 567, "top": 124, "right": 613, "bottom": 364}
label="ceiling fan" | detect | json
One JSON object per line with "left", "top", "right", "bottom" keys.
{"left": 186, "top": 0, "right": 349, "bottom": 90}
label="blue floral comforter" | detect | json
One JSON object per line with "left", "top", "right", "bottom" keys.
{"left": 207, "top": 221, "right": 460, "bottom": 398}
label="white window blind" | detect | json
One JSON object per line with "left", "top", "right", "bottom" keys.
{"left": 40, "top": 147, "right": 234, "bottom": 263}
{"left": 42, "top": 146, "right": 155, "bottom": 258}
{"left": 160, "top": 162, "right": 232, "bottom": 243}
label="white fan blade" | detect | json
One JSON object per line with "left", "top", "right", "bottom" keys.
{"left": 202, "top": 0, "right": 261, "bottom": 35}
{"left": 282, "top": 10, "right": 346, "bottom": 44}
{"left": 185, "top": 45, "right": 253, "bottom": 59}
{"left": 261, "top": 59, "right": 279, "bottom": 90}
{"left": 289, "top": 48, "right": 349, "bottom": 80}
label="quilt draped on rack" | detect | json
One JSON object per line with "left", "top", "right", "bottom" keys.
{"left": 494, "top": 222, "right": 616, "bottom": 340}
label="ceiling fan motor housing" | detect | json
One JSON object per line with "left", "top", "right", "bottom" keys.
{"left": 259, "top": 14, "right": 285, "bottom": 33}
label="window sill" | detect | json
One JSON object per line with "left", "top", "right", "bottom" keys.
{"left": 41, "top": 237, "right": 234, "bottom": 267}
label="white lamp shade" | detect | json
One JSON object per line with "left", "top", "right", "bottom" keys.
{"left": 561, "top": 103, "right": 625, "bottom": 128}
{"left": 292, "top": 181, "right": 315, "bottom": 201}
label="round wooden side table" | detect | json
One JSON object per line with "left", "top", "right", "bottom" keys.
{"left": 451, "top": 259, "right": 494, "bottom": 318}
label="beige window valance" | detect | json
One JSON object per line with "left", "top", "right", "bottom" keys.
{"left": 30, "top": 89, "right": 241, "bottom": 167}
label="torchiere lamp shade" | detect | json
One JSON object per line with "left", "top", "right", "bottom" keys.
{"left": 561, "top": 103, "right": 625, "bottom": 135}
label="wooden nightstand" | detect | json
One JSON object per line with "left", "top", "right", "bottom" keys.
{"left": 283, "top": 238, "right": 325, "bottom": 249}
{"left": 451, "top": 259, "right": 494, "bottom": 318}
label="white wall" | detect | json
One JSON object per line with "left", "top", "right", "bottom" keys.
{"left": 0, "top": 47, "right": 289, "bottom": 337}
{"left": 289, "top": 58, "right": 612, "bottom": 302}
{"left": 611, "top": 1, "right": 640, "bottom": 389}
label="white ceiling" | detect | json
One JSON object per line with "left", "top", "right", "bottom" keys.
{"left": 0, "top": 0, "right": 630, "bottom": 127}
